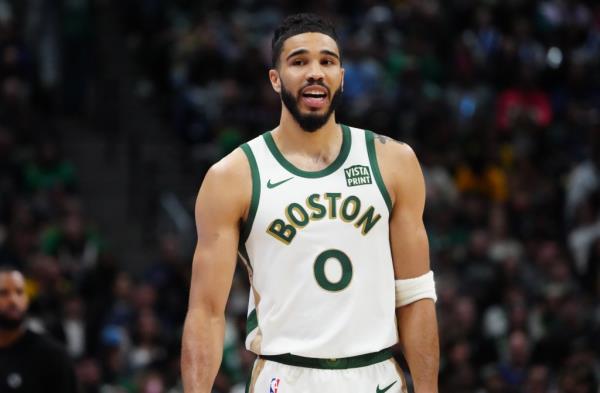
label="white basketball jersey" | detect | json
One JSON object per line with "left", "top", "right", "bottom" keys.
{"left": 239, "top": 125, "right": 398, "bottom": 358}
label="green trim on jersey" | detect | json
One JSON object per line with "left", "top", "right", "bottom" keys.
{"left": 365, "top": 131, "right": 392, "bottom": 213}
{"left": 240, "top": 143, "right": 261, "bottom": 245}
{"left": 263, "top": 124, "right": 352, "bottom": 178}
{"left": 238, "top": 245, "right": 252, "bottom": 272}
{"left": 258, "top": 347, "right": 393, "bottom": 369}
{"left": 246, "top": 309, "right": 258, "bottom": 336}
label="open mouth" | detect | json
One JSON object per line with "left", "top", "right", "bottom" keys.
{"left": 301, "top": 87, "right": 329, "bottom": 108}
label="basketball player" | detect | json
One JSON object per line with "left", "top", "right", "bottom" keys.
{"left": 182, "top": 13, "right": 439, "bottom": 393}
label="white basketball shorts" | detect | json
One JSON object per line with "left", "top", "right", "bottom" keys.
{"left": 245, "top": 350, "right": 407, "bottom": 393}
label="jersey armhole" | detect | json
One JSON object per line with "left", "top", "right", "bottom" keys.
{"left": 365, "top": 130, "right": 393, "bottom": 213}
{"left": 239, "top": 143, "right": 261, "bottom": 254}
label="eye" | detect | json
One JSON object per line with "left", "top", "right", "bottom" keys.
{"left": 321, "top": 58, "right": 336, "bottom": 66}
{"left": 291, "top": 59, "right": 305, "bottom": 66}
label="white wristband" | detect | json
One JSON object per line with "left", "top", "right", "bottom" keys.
{"left": 395, "top": 271, "right": 437, "bottom": 307}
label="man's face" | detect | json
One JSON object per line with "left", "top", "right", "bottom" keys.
{"left": 0, "top": 271, "right": 28, "bottom": 330}
{"left": 270, "top": 32, "right": 344, "bottom": 132}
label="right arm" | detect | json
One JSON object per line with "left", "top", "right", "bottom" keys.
{"left": 181, "top": 149, "right": 250, "bottom": 393}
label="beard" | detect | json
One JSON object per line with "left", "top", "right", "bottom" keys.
{"left": 280, "top": 80, "right": 342, "bottom": 133}
{"left": 0, "top": 311, "right": 25, "bottom": 330}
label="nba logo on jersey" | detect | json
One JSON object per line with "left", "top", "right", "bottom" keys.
{"left": 269, "top": 377, "right": 280, "bottom": 393}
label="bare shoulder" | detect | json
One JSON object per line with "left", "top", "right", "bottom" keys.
{"left": 204, "top": 147, "right": 251, "bottom": 183}
{"left": 372, "top": 133, "right": 416, "bottom": 163}
{"left": 196, "top": 147, "right": 252, "bottom": 220}
{"left": 373, "top": 133, "right": 407, "bottom": 147}
{"left": 372, "top": 133, "right": 423, "bottom": 204}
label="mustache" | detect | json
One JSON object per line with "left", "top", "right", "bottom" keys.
{"left": 0, "top": 307, "right": 25, "bottom": 317}
{"left": 298, "top": 81, "right": 330, "bottom": 96}
{"left": 0, "top": 312, "right": 25, "bottom": 330}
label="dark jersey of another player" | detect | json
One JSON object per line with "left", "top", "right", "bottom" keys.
{"left": 0, "top": 330, "right": 78, "bottom": 393}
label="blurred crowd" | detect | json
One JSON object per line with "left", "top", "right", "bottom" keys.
{"left": 1, "top": 0, "right": 191, "bottom": 392}
{"left": 1, "top": 0, "right": 600, "bottom": 392}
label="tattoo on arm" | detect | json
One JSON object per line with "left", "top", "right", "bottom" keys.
{"left": 375, "top": 134, "right": 405, "bottom": 145}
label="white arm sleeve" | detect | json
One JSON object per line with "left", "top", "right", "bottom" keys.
{"left": 395, "top": 271, "right": 437, "bottom": 307}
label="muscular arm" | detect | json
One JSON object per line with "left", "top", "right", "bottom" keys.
{"left": 376, "top": 135, "right": 439, "bottom": 393}
{"left": 181, "top": 150, "right": 250, "bottom": 393}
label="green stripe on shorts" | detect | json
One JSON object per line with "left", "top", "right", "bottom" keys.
{"left": 259, "top": 347, "right": 393, "bottom": 369}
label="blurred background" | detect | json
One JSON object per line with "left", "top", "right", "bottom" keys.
{"left": 0, "top": 0, "right": 599, "bottom": 392}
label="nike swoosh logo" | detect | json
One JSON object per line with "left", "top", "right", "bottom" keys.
{"left": 267, "top": 177, "right": 294, "bottom": 189}
{"left": 376, "top": 380, "right": 397, "bottom": 393}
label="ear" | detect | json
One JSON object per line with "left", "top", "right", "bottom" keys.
{"left": 340, "top": 67, "right": 345, "bottom": 92}
{"left": 269, "top": 69, "right": 281, "bottom": 94}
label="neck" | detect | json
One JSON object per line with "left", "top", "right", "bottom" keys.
{"left": 275, "top": 109, "right": 341, "bottom": 158}
{"left": 0, "top": 326, "right": 26, "bottom": 348}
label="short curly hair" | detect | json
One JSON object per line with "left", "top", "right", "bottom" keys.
{"left": 271, "top": 13, "right": 340, "bottom": 67}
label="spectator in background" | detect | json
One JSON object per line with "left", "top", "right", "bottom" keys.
{"left": 455, "top": 154, "right": 508, "bottom": 203}
{"left": 568, "top": 189, "right": 600, "bottom": 294}
{"left": 566, "top": 132, "right": 600, "bottom": 220}
{"left": 75, "top": 357, "right": 103, "bottom": 393}
{"left": 143, "top": 234, "right": 188, "bottom": 326}
{"left": 0, "top": 200, "right": 37, "bottom": 270}
{"left": 41, "top": 210, "right": 102, "bottom": 276}
{"left": 0, "top": 76, "right": 30, "bottom": 133}
{"left": 0, "top": 265, "right": 78, "bottom": 392}
{"left": 495, "top": 65, "right": 553, "bottom": 132}
{"left": 103, "top": 271, "right": 135, "bottom": 329}
{"left": 559, "top": 349, "right": 599, "bottom": 393}
{"left": 524, "top": 365, "right": 550, "bottom": 393}
{"left": 23, "top": 140, "right": 77, "bottom": 194}
{"left": 129, "top": 308, "right": 166, "bottom": 371}
{"left": 47, "top": 294, "right": 87, "bottom": 359}
{"left": 498, "top": 330, "right": 531, "bottom": 389}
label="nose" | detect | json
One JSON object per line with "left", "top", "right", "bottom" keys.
{"left": 306, "top": 60, "right": 325, "bottom": 81}
{"left": 10, "top": 292, "right": 20, "bottom": 303}
{"left": 8, "top": 291, "right": 24, "bottom": 307}
{"left": 7, "top": 293, "right": 19, "bottom": 307}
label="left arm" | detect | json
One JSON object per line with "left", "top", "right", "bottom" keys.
{"left": 376, "top": 136, "right": 439, "bottom": 393}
